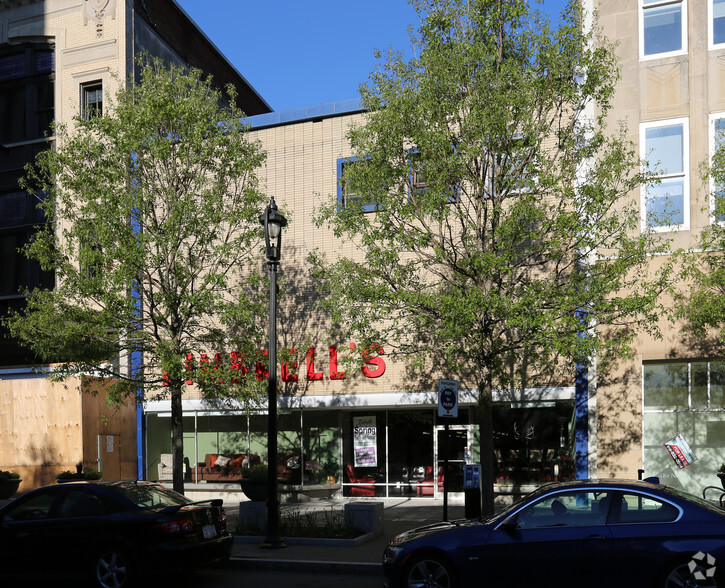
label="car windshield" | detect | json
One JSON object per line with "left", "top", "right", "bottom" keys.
{"left": 106, "top": 483, "right": 190, "bottom": 509}
{"left": 486, "top": 486, "right": 552, "bottom": 524}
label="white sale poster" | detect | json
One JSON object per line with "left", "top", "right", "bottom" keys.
{"left": 353, "top": 416, "right": 377, "bottom": 467}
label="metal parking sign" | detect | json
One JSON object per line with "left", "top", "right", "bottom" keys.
{"left": 438, "top": 379, "right": 459, "bottom": 418}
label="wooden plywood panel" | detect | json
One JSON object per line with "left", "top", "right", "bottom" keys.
{"left": 81, "top": 377, "right": 137, "bottom": 480}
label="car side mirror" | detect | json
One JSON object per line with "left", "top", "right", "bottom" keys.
{"left": 500, "top": 516, "right": 519, "bottom": 534}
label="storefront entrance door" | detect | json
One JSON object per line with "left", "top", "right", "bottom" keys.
{"left": 434, "top": 425, "right": 474, "bottom": 499}
{"left": 98, "top": 434, "right": 121, "bottom": 481}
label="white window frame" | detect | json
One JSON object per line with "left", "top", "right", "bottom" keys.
{"left": 640, "top": 117, "right": 690, "bottom": 232}
{"left": 639, "top": 0, "right": 687, "bottom": 60}
{"left": 710, "top": 0, "right": 725, "bottom": 49}
{"left": 709, "top": 112, "right": 725, "bottom": 225}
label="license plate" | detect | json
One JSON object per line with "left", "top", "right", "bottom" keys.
{"left": 202, "top": 524, "right": 217, "bottom": 539}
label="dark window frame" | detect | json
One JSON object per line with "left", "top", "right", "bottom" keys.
{"left": 81, "top": 80, "right": 103, "bottom": 119}
{"left": 336, "top": 157, "right": 382, "bottom": 213}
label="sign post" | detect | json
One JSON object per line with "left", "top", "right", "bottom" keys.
{"left": 438, "top": 379, "right": 459, "bottom": 521}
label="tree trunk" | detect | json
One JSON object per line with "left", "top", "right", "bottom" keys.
{"left": 476, "top": 383, "right": 495, "bottom": 516}
{"left": 170, "top": 386, "right": 185, "bottom": 495}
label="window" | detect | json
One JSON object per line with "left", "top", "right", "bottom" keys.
{"left": 337, "top": 158, "right": 381, "bottom": 212}
{"left": 0, "top": 45, "right": 55, "bottom": 367}
{"left": 0, "top": 53, "right": 26, "bottom": 81}
{"left": 0, "top": 489, "right": 57, "bottom": 521}
{"left": 81, "top": 243, "right": 104, "bottom": 280}
{"left": 0, "top": 44, "right": 55, "bottom": 144}
{"left": 641, "top": 119, "right": 689, "bottom": 230}
{"left": 408, "top": 152, "right": 429, "bottom": 198}
{"left": 412, "top": 165, "right": 428, "bottom": 196}
{"left": 81, "top": 81, "right": 102, "bottom": 119}
{"left": 641, "top": 0, "right": 686, "bottom": 58}
{"left": 58, "top": 488, "right": 108, "bottom": 517}
{"left": 712, "top": 0, "right": 725, "bottom": 47}
{"left": 615, "top": 492, "right": 680, "bottom": 524}
{"left": 644, "top": 363, "right": 689, "bottom": 410}
{"left": 643, "top": 361, "right": 725, "bottom": 496}
{"left": 709, "top": 114, "right": 725, "bottom": 223}
{"left": 516, "top": 490, "right": 613, "bottom": 529}
{"left": 644, "top": 361, "right": 725, "bottom": 411}
{"left": 408, "top": 151, "right": 458, "bottom": 203}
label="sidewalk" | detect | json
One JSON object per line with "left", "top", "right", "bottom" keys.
{"left": 226, "top": 498, "right": 467, "bottom": 575}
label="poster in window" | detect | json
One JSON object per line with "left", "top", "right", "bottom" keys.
{"left": 664, "top": 433, "right": 697, "bottom": 469}
{"left": 353, "top": 416, "right": 377, "bottom": 467}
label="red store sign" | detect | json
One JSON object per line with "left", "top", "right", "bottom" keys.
{"left": 165, "top": 343, "right": 385, "bottom": 386}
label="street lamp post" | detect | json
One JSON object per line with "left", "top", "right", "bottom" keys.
{"left": 259, "top": 196, "right": 287, "bottom": 549}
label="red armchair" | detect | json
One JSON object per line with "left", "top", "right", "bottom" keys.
{"left": 345, "top": 464, "right": 376, "bottom": 496}
{"left": 416, "top": 466, "right": 445, "bottom": 496}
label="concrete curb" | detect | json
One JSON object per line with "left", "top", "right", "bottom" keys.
{"left": 226, "top": 556, "right": 383, "bottom": 575}
{"left": 234, "top": 532, "right": 376, "bottom": 547}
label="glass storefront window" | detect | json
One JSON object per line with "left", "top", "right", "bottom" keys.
{"left": 276, "top": 412, "right": 302, "bottom": 484}
{"left": 303, "top": 412, "right": 340, "bottom": 485}
{"left": 342, "top": 411, "right": 386, "bottom": 497}
{"left": 643, "top": 360, "right": 725, "bottom": 496}
{"left": 388, "top": 411, "right": 433, "bottom": 497}
{"left": 643, "top": 363, "right": 688, "bottom": 410}
{"left": 692, "top": 363, "right": 709, "bottom": 409}
{"left": 145, "top": 402, "right": 570, "bottom": 495}
{"left": 712, "top": 363, "right": 725, "bottom": 409}
{"left": 248, "top": 413, "right": 269, "bottom": 463}
{"left": 493, "top": 401, "right": 575, "bottom": 485}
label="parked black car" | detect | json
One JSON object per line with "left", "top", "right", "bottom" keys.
{"left": 0, "top": 480, "right": 232, "bottom": 587}
{"left": 383, "top": 479, "right": 725, "bottom": 588}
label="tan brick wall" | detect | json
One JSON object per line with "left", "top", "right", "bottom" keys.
{"left": 595, "top": 0, "right": 725, "bottom": 478}
{"left": 249, "top": 113, "right": 437, "bottom": 399}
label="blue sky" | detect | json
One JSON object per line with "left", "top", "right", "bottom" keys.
{"left": 175, "top": 0, "right": 570, "bottom": 112}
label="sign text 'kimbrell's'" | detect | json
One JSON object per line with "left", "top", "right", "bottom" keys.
{"left": 164, "top": 343, "right": 386, "bottom": 386}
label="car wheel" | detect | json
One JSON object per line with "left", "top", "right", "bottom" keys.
{"left": 405, "top": 554, "right": 457, "bottom": 588}
{"left": 663, "top": 558, "right": 719, "bottom": 588}
{"left": 93, "top": 545, "right": 133, "bottom": 588}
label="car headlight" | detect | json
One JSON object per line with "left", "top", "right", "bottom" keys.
{"left": 383, "top": 546, "right": 404, "bottom": 565}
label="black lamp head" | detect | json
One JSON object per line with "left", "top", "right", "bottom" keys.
{"left": 259, "top": 197, "right": 287, "bottom": 262}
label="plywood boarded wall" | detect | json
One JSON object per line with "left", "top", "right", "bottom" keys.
{"left": 0, "top": 375, "right": 137, "bottom": 489}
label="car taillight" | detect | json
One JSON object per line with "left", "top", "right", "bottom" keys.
{"left": 153, "top": 518, "right": 195, "bottom": 535}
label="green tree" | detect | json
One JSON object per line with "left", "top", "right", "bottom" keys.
{"left": 6, "top": 57, "right": 269, "bottom": 494}
{"left": 312, "top": 0, "right": 672, "bottom": 513}
{"left": 675, "top": 124, "right": 725, "bottom": 348}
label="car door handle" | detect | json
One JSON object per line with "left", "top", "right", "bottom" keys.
{"left": 584, "top": 534, "right": 608, "bottom": 541}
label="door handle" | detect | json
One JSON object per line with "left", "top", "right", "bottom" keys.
{"left": 585, "top": 534, "right": 608, "bottom": 541}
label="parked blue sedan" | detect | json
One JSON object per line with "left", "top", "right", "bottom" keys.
{"left": 383, "top": 479, "right": 725, "bottom": 588}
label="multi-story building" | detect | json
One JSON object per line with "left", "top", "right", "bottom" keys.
{"left": 7, "top": 0, "right": 721, "bottom": 502}
{"left": 142, "top": 0, "right": 725, "bottom": 500}
{"left": 143, "top": 100, "right": 583, "bottom": 502}
{"left": 0, "top": 0, "right": 269, "bottom": 487}
{"left": 594, "top": 0, "right": 725, "bottom": 493}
